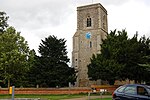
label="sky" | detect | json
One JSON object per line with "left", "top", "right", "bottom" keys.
{"left": 1, "top": 0, "right": 150, "bottom": 65}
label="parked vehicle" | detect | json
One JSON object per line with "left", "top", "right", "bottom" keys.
{"left": 112, "top": 84, "right": 150, "bottom": 100}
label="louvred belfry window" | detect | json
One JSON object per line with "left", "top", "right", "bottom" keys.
{"left": 87, "top": 16, "right": 91, "bottom": 27}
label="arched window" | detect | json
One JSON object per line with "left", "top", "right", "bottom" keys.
{"left": 87, "top": 16, "right": 91, "bottom": 27}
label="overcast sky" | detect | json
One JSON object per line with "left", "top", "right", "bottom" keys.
{"left": 1, "top": 0, "right": 150, "bottom": 64}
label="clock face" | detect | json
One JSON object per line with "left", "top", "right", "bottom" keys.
{"left": 86, "top": 32, "right": 91, "bottom": 39}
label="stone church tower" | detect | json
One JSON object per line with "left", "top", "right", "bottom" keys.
{"left": 72, "top": 3, "right": 108, "bottom": 87}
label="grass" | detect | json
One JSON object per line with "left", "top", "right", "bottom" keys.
{"left": 0, "top": 94, "right": 112, "bottom": 100}
{"left": 0, "top": 94, "right": 86, "bottom": 100}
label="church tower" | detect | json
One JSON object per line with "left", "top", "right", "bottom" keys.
{"left": 72, "top": 3, "right": 108, "bottom": 87}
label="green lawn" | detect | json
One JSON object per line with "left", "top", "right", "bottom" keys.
{"left": 0, "top": 94, "right": 112, "bottom": 100}
{"left": 0, "top": 94, "right": 86, "bottom": 100}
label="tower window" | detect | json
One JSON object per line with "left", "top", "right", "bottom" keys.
{"left": 103, "top": 15, "right": 106, "bottom": 29}
{"left": 87, "top": 16, "right": 91, "bottom": 27}
{"left": 90, "top": 41, "right": 92, "bottom": 48}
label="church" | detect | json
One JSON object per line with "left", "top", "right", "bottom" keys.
{"left": 72, "top": 3, "right": 108, "bottom": 87}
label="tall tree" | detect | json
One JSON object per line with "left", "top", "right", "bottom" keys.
{"left": 0, "top": 27, "right": 34, "bottom": 88}
{"left": 88, "top": 30, "right": 150, "bottom": 84}
{"left": 119, "top": 34, "right": 150, "bottom": 83}
{"left": 135, "top": 36, "right": 150, "bottom": 83}
{"left": 88, "top": 30, "right": 127, "bottom": 84}
{"left": 37, "top": 35, "right": 76, "bottom": 87}
{"left": 0, "top": 12, "right": 34, "bottom": 87}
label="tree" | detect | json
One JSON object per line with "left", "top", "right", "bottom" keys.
{"left": 88, "top": 30, "right": 127, "bottom": 84}
{"left": 0, "top": 12, "right": 35, "bottom": 87}
{"left": 88, "top": 54, "right": 122, "bottom": 85}
{"left": 119, "top": 34, "right": 150, "bottom": 83}
{"left": 36, "top": 35, "right": 76, "bottom": 87}
{"left": 0, "top": 27, "right": 34, "bottom": 88}
{"left": 88, "top": 29, "right": 150, "bottom": 84}
{"left": 136, "top": 36, "right": 150, "bottom": 83}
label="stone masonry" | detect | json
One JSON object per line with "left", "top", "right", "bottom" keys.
{"left": 72, "top": 3, "right": 108, "bottom": 87}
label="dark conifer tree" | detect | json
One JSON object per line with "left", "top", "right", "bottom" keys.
{"left": 88, "top": 30, "right": 150, "bottom": 84}
{"left": 36, "top": 35, "right": 76, "bottom": 87}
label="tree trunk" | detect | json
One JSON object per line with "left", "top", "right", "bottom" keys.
{"left": 8, "top": 79, "right": 10, "bottom": 88}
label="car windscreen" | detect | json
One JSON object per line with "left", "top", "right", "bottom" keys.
{"left": 147, "top": 86, "right": 150, "bottom": 92}
{"left": 117, "top": 86, "right": 126, "bottom": 93}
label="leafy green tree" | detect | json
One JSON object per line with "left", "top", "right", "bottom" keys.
{"left": 16, "top": 49, "right": 36, "bottom": 87}
{"left": 36, "top": 35, "right": 76, "bottom": 87}
{"left": 0, "top": 12, "right": 33, "bottom": 87}
{"left": 0, "top": 11, "right": 9, "bottom": 86}
{"left": 0, "top": 27, "right": 34, "bottom": 88}
{"left": 0, "top": 12, "right": 35, "bottom": 87}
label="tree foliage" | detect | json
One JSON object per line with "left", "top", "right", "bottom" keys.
{"left": 88, "top": 30, "right": 150, "bottom": 84}
{"left": 0, "top": 27, "right": 34, "bottom": 87}
{"left": 30, "top": 35, "right": 76, "bottom": 87}
{"left": 0, "top": 12, "right": 9, "bottom": 32}
{"left": 0, "top": 12, "right": 34, "bottom": 87}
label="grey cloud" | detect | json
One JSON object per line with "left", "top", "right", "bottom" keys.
{"left": 1, "top": 0, "right": 74, "bottom": 30}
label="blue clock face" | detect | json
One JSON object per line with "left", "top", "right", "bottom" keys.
{"left": 86, "top": 32, "right": 91, "bottom": 39}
